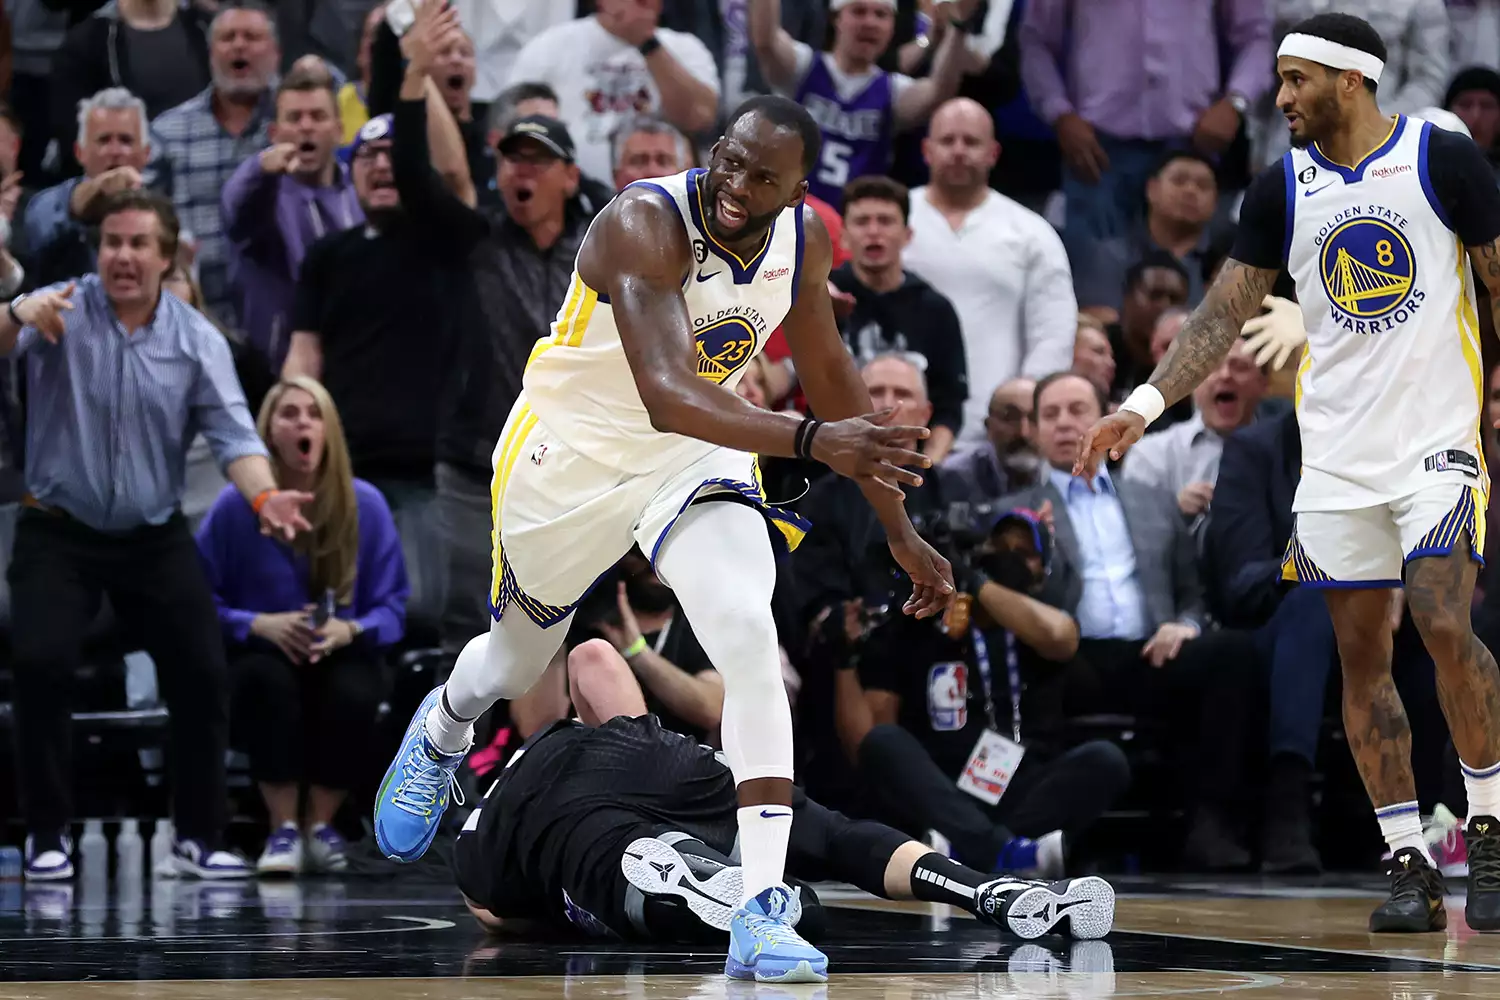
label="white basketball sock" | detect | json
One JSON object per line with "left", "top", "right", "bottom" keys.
{"left": 737, "top": 805, "right": 794, "bottom": 904}
{"left": 1375, "top": 801, "right": 1432, "bottom": 862}
{"left": 424, "top": 687, "right": 476, "bottom": 755}
{"left": 1461, "top": 758, "right": 1500, "bottom": 822}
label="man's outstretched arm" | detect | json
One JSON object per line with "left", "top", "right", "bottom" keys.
{"left": 1073, "top": 259, "right": 1277, "bottom": 478}
{"left": 1149, "top": 260, "right": 1279, "bottom": 404}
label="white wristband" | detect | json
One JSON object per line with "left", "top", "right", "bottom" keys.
{"left": 1119, "top": 384, "right": 1166, "bottom": 427}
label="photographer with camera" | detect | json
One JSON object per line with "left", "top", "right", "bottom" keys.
{"left": 833, "top": 508, "right": 1130, "bottom": 875}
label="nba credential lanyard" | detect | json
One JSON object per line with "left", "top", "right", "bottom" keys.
{"left": 968, "top": 629, "right": 1022, "bottom": 744}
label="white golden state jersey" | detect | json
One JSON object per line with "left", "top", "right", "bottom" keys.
{"left": 1285, "top": 114, "right": 1488, "bottom": 512}
{"left": 521, "top": 168, "right": 805, "bottom": 473}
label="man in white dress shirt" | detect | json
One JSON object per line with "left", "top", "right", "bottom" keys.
{"left": 903, "top": 98, "right": 1077, "bottom": 446}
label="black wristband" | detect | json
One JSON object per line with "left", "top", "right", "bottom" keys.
{"left": 794, "top": 417, "right": 823, "bottom": 460}
{"left": 638, "top": 34, "right": 662, "bottom": 56}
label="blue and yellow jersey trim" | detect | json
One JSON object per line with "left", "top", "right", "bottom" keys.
{"left": 686, "top": 168, "right": 776, "bottom": 284}
{"left": 526, "top": 274, "right": 601, "bottom": 371}
{"left": 1308, "top": 115, "right": 1405, "bottom": 183}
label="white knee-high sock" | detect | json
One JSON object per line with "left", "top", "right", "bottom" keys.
{"left": 656, "top": 501, "right": 795, "bottom": 904}
{"left": 424, "top": 608, "right": 571, "bottom": 753}
{"left": 1462, "top": 758, "right": 1500, "bottom": 822}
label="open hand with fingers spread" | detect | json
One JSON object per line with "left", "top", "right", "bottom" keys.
{"left": 810, "top": 408, "right": 933, "bottom": 497}
{"left": 400, "top": 0, "right": 465, "bottom": 76}
{"left": 14, "top": 281, "right": 78, "bottom": 343}
{"left": 1072, "top": 409, "right": 1146, "bottom": 480}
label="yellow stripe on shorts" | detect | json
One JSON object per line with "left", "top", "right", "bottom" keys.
{"left": 488, "top": 403, "right": 538, "bottom": 609}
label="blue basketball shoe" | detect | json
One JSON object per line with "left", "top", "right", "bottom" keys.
{"left": 374, "top": 687, "right": 467, "bottom": 862}
{"left": 726, "top": 885, "right": 828, "bottom": 983}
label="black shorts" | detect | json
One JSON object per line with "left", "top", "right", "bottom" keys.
{"left": 454, "top": 715, "right": 740, "bottom": 936}
{"left": 452, "top": 714, "right": 881, "bottom": 939}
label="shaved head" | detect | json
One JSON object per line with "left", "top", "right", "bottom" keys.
{"left": 930, "top": 97, "right": 994, "bottom": 140}
{"left": 923, "top": 98, "right": 999, "bottom": 198}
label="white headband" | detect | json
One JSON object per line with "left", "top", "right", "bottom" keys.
{"left": 831, "top": 0, "right": 896, "bottom": 11}
{"left": 1277, "top": 33, "right": 1384, "bottom": 84}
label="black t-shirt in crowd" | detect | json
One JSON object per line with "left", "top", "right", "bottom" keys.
{"left": 292, "top": 220, "right": 473, "bottom": 482}
{"left": 858, "top": 613, "right": 1067, "bottom": 778}
{"left": 1230, "top": 123, "right": 1500, "bottom": 270}
{"left": 829, "top": 264, "right": 969, "bottom": 436}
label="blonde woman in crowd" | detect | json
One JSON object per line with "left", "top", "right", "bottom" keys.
{"left": 196, "top": 377, "right": 409, "bottom": 875}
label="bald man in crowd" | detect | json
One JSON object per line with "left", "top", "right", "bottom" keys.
{"left": 903, "top": 99, "right": 1078, "bottom": 447}
{"left": 941, "top": 377, "right": 1043, "bottom": 503}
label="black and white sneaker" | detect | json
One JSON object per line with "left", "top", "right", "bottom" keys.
{"left": 621, "top": 836, "right": 753, "bottom": 932}
{"left": 975, "top": 875, "right": 1115, "bottom": 940}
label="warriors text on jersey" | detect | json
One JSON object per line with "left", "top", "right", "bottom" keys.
{"left": 522, "top": 168, "right": 805, "bottom": 475}
{"left": 1232, "top": 115, "right": 1500, "bottom": 513}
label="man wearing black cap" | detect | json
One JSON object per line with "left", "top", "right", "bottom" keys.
{"left": 390, "top": 0, "right": 600, "bottom": 659}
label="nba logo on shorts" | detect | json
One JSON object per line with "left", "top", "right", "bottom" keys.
{"left": 531, "top": 444, "right": 548, "bottom": 466}
{"left": 1434, "top": 452, "right": 1449, "bottom": 471}
{"left": 928, "top": 662, "right": 968, "bottom": 731}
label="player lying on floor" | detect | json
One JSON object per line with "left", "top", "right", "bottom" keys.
{"left": 450, "top": 647, "right": 1116, "bottom": 944}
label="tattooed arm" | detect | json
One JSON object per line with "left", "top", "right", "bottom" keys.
{"left": 1148, "top": 260, "right": 1280, "bottom": 403}
{"left": 1072, "top": 259, "right": 1278, "bottom": 478}
{"left": 1466, "top": 239, "right": 1500, "bottom": 342}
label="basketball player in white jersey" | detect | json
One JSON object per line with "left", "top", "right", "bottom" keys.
{"left": 1077, "top": 12, "right": 1500, "bottom": 934}
{"left": 373, "top": 95, "right": 954, "bottom": 982}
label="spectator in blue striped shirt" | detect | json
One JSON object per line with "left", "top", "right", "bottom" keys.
{"left": 152, "top": 0, "right": 280, "bottom": 328}
{"left": 3, "top": 188, "right": 313, "bottom": 884}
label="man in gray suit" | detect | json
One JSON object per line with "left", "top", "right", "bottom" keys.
{"left": 999, "top": 372, "right": 1262, "bottom": 871}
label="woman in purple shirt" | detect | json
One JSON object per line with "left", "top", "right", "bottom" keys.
{"left": 196, "top": 376, "right": 409, "bottom": 876}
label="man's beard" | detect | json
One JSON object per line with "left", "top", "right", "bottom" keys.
{"left": 1290, "top": 92, "right": 1341, "bottom": 148}
{"left": 213, "top": 71, "right": 269, "bottom": 99}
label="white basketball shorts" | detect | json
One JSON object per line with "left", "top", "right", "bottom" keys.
{"left": 1281, "top": 483, "right": 1487, "bottom": 586}
{"left": 486, "top": 395, "right": 809, "bottom": 627}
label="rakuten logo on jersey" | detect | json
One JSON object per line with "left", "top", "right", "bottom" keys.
{"left": 1370, "top": 164, "right": 1412, "bottom": 179}
{"left": 761, "top": 267, "right": 790, "bottom": 281}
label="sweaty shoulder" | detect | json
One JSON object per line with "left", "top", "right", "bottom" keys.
{"left": 1423, "top": 124, "right": 1500, "bottom": 247}
{"left": 578, "top": 185, "right": 692, "bottom": 289}
{"left": 1229, "top": 158, "right": 1289, "bottom": 271}
{"left": 798, "top": 201, "right": 833, "bottom": 283}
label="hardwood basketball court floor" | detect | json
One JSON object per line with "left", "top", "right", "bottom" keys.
{"left": 2, "top": 874, "right": 1499, "bottom": 998}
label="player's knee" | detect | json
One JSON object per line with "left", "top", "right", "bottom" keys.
{"left": 1409, "top": 601, "right": 1474, "bottom": 662}
{"left": 568, "top": 639, "right": 625, "bottom": 689}
{"left": 702, "top": 606, "right": 780, "bottom": 671}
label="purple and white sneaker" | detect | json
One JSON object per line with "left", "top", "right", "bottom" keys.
{"left": 23, "top": 834, "right": 74, "bottom": 882}
{"left": 171, "top": 839, "right": 252, "bottom": 880}
{"left": 256, "top": 824, "right": 302, "bottom": 876}
{"left": 306, "top": 824, "right": 349, "bottom": 873}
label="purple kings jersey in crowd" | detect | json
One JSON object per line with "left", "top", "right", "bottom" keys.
{"left": 794, "top": 53, "right": 895, "bottom": 206}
